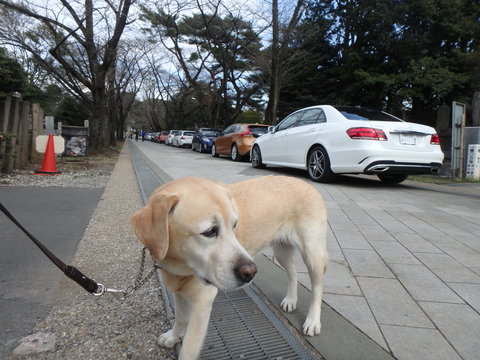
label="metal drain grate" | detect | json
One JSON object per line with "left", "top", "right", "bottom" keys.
{"left": 201, "top": 287, "right": 318, "bottom": 360}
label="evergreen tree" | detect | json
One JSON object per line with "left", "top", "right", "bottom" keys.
{"left": 282, "top": 0, "right": 480, "bottom": 125}
{"left": 0, "top": 47, "right": 29, "bottom": 96}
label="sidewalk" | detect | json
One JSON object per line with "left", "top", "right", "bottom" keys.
{"left": 136, "top": 140, "right": 480, "bottom": 360}
{"left": 6, "top": 144, "right": 176, "bottom": 359}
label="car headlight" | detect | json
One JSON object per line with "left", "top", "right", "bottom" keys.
{"left": 202, "top": 137, "right": 210, "bottom": 143}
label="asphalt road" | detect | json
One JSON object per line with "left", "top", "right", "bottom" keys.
{"left": 0, "top": 187, "right": 103, "bottom": 358}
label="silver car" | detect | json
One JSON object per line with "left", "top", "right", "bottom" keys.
{"left": 165, "top": 130, "right": 179, "bottom": 146}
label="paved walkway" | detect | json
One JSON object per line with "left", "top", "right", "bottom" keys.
{"left": 280, "top": 178, "right": 480, "bottom": 360}
{"left": 135, "top": 141, "right": 480, "bottom": 360}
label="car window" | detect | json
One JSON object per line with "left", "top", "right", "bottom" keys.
{"left": 335, "top": 106, "right": 403, "bottom": 122}
{"left": 201, "top": 129, "right": 221, "bottom": 136}
{"left": 277, "top": 113, "right": 301, "bottom": 132}
{"left": 223, "top": 125, "right": 234, "bottom": 134}
{"left": 248, "top": 126, "right": 269, "bottom": 137}
{"left": 184, "top": 131, "right": 195, "bottom": 136}
{"left": 298, "top": 108, "right": 326, "bottom": 126}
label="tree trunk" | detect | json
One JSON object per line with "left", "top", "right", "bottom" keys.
{"left": 265, "top": 0, "right": 280, "bottom": 125}
{"left": 89, "top": 89, "right": 109, "bottom": 154}
{"left": 107, "top": 68, "right": 118, "bottom": 146}
{"left": 473, "top": 91, "right": 480, "bottom": 127}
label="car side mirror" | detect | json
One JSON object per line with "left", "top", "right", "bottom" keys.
{"left": 268, "top": 126, "right": 275, "bottom": 133}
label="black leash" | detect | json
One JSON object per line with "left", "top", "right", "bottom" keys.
{"left": 1, "top": 202, "right": 159, "bottom": 297}
{"left": 1, "top": 202, "right": 102, "bottom": 295}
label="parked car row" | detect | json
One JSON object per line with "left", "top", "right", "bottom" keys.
{"left": 161, "top": 125, "right": 270, "bottom": 160}
{"left": 144, "top": 105, "right": 444, "bottom": 184}
{"left": 142, "top": 131, "right": 169, "bottom": 143}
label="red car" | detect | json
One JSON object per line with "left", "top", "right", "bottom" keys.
{"left": 157, "top": 131, "right": 169, "bottom": 143}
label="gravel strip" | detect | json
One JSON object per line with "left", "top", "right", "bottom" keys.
{"left": 0, "top": 168, "right": 111, "bottom": 188}
{"left": 7, "top": 145, "right": 176, "bottom": 359}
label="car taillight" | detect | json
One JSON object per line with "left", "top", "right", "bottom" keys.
{"left": 347, "top": 127, "right": 387, "bottom": 141}
{"left": 180, "top": 136, "right": 185, "bottom": 140}
{"left": 430, "top": 133, "right": 440, "bottom": 145}
{"left": 240, "top": 129, "right": 252, "bottom": 137}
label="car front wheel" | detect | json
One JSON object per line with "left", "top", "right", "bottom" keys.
{"left": 377, "top": 174, "right": 408, "bottom": 184}
{"left": 212, "top": 144, "right": 219, "bottom": 157}
{"left": 251, "top": 145, "right": 266, "bottom": 169}
{"left": 307, "top": 146, "right": 335, "bottom": 183}
{"left": 231, "top": 144, "right": 241, "bottom": 161}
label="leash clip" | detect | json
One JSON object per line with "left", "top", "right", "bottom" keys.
{"left": 93, "top": 283, "right": 127, "bottom": 299}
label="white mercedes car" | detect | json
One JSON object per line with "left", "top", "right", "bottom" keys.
{"left": 251, "top": 105, "right": 444, "bottom": 184}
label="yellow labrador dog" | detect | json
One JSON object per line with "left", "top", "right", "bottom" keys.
{"left": 131, "top": 175, "right": 328, "bottom": 360}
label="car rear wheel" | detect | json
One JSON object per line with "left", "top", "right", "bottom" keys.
{"left": 377, "top": 174, "right": 408, "bottom": 184}
{"left": 307, "top": 146, "right": 335, "bottom": 183}
{"left": 212, "top": 144, "right": 219, "bottom": 157}
{"left": 251, "top": 145, "right": 266, "bottom": 169}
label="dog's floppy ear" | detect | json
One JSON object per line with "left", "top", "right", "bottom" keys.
{"left": 130, "top": 192, "right": 179, "bottom": 261}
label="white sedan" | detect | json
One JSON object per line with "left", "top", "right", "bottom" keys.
{"left": 251, "top": 105, "right": 444, "bottom": 184}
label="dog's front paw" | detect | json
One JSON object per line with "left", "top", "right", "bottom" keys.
{"left": 302, "top": 317, "right": 321, "bottom": 336}
{"left": 158, "top": 330, "right": 182, "bottom": 348}
{"left": 280, "top": 297, "right": 297, "bottom": 312}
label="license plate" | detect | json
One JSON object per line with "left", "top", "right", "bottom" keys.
{"left": 399, "top": 134, "right": 416, "bottom": 145}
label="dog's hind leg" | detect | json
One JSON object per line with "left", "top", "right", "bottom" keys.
{"left": 297, "top": 235, "right": 327, "bottom": 336}
{"left": 273, "top": 244, "right": 298, "bottom": 312}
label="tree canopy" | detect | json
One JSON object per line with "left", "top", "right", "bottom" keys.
{"left": 280, "top": 0, "right": 480, "bottom": 125}
{"left": 1, "top": 0, "right": 479, "bottom": 143}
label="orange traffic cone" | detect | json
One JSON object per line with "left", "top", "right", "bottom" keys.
{"left": 35, "top": 134, "right": 61, "bottom": 175}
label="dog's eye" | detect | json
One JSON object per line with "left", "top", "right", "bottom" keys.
{"left": 233, "top": 220, "right": 238, "bottom": 229}
{"left": 202, "top": 226, "right": 218, "bottom": 238}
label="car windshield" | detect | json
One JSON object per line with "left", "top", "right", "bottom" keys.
{"left": 248, "top": 126, "right": 269, "bottom": 137}
{"left": 184, "top": 131, "right": 195, "bottom": 136}
{"left": 334, "top": 106, "right": 403, "bottom": 122}
{"left": 202, "top": 130, "right": 220, "bottom": 136}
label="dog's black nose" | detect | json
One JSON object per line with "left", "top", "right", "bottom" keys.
{"left": 234, "top": 259, "right": 257, "bottom": 283}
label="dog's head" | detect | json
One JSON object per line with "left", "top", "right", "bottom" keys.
{"left": 131, "top": 177, "right": 257, "bottom": 290}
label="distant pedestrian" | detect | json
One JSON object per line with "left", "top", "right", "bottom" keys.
{"left": 141, "top": 130, "right": 146, "bottom": 142}
{"left": 135, "top": 131, "right": 139, "bottom": 142}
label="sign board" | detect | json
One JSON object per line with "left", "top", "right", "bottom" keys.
{"left": 451, "top": 101, "right": 466, "bottom": 178}
{"left": 466, "top": 144, "right": 480, "bottom": 180}
{"left": 35, "top": 135, "right": 65, "bottom": 154}
{"left": 44, "top": 116, "right": 54, "bottom": 130}
{"left": 62, "top": 125, "right": 88, "bottom": 157}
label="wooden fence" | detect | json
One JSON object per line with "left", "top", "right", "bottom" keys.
{"left": 0, "top": 96, "right": 44, "bottom": 173}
